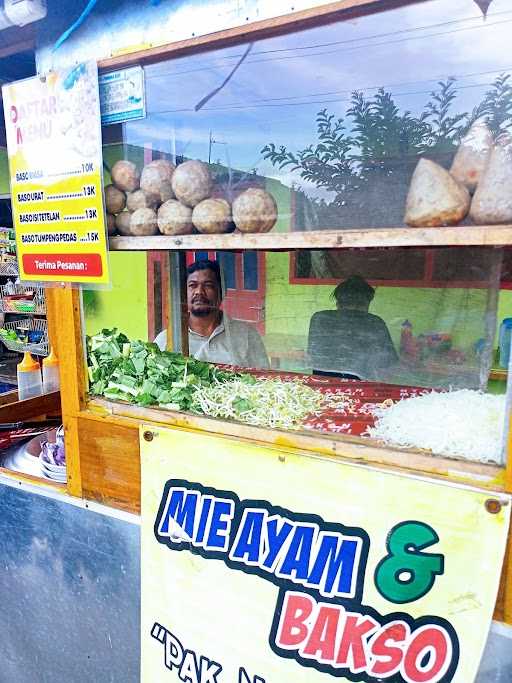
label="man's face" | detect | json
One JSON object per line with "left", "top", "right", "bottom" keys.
{"left": 187, "top": 268, "right": 221, "bottom": 317}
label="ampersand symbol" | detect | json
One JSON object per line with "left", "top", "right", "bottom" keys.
{"left": 374, "top": 521, "right": 444, "bottom": 604}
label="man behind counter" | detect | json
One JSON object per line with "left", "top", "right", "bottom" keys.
{"left": 308, "top": 275, "right": 398, "bottom": 380}
{"left": 155, "top": 258, "right": 269, "bottom": 368}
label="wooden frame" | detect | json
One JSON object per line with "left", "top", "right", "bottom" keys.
{"left": 44, "top": 267, "right": 512, "bottom": 507}
{"left": 1, "top": 0, "right": 510, "bottom": 626}
{"left": 0, "top": 25, "right": 35, "bottom": 60}
{"left": 146, "top": 252, "right": 170, "bottom": 342}
{"left": 98, "top": 0, "right": 432, "bottom": 71}
{"left": 289, "top": 247, "right": 512, "bottom": 290}
{"left": 109, "top": 225, "right": 512, "bottom": 251}
{"left": 42, "top": 282, "right": 512, "bottom": 623}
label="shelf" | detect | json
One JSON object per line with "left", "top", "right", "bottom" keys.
{"left": 1, "top": 318, "right": 49, "bottom": 357}
{"left": 109, "top": 224, "right": 512, "bottom": 251}
{"left": 89, "top": 397, "right": 503, "bottom": 490}
{"left": 0, "top": 284, "right": 46, "bottom": 315}
{"left": 0, "top": 263, "right": 18, "bottom": 276}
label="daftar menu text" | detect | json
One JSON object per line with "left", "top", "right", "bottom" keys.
{"left": 2, "top": 62, "right": 110, "bottom": 285}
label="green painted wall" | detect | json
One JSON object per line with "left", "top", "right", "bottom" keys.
{"left": 264, "top": 252, "right": 499, "bottom": 357}
{"left": 0, "top": 148, "right": 10, "bottom": 195}
{"left": 83, "top": 251, "right": 148, "bottom": 339}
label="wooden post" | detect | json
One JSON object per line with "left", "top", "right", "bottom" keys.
{"left": 168, "top": 252, "right": 189, "bottom": 354}
{"left": 45, "top": 285, "right": 85, "bottom": 497}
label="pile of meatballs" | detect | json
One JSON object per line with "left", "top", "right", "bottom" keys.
{"left": 104, "top": 159, "right": 278, "bottom": 237}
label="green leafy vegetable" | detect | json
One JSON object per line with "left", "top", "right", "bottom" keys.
{"left": 86, "top": 328, "right": 241, "bottom": 412}
{"left": 87, "top": 329, "right": 342, "bottom": 430}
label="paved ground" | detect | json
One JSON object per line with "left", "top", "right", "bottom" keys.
{"left": 476, "top": 624, "right": 512, "bottom": 681}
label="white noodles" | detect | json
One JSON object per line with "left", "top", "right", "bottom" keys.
{"left": 367, "top": 390, "right": 506, "bottom": 464}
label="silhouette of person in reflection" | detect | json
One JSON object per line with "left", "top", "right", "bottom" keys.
{"left": 308, "top": 275, "right": 398, "bottom": 380}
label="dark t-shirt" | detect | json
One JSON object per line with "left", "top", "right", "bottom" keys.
{"left": 307, "top": 309, "right": 398, "bottom": 379}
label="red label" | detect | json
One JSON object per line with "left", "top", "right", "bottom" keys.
{"left": 23, "top": 253, "right": 103, "bottom": 277}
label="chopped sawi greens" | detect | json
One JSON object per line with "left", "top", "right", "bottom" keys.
{"left": 87, "top": 329, "right": 340, "bottom": 430}
{"left": 86, "top": 328, "right": 247, "bottom": 411}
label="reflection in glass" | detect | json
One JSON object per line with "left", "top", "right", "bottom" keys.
{"left": 112, "top": 0, "right": 512, "bottom": 232}
{"left": 91, "top": 0, "right": 512, "bottom": 464}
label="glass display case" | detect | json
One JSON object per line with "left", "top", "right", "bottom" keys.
{"left": 80, "top": 0, "right": 512, "bottom": 473}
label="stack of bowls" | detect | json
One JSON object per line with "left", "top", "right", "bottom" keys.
{"left": 39, "top": 426, "right": 66, "bottom": 483}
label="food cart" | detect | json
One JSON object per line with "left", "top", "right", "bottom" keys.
{"left": 2, "top": 0, "right": 512, "bottom": 681}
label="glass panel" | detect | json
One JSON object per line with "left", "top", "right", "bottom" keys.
{"left": 87, "top": 0, "right": 512, "bottom": 468}
{"left": 294, "top": 248, "right": 427, "bottom": 282}
{"left": 101, "top": 0, "right": 512, "bottom": 236}
{"left": 218, "top": 252, "right": 236, "bottom": 289}
{"left": 263, "top": 248, "right": 502, "bottom": 388}
{"left": 243, "top": 252, "right": 258, "bottom": 291}
{"left": 85, "top": 246, "right": 509, "bottom": 466}
{"left": 432, "top": 247, "right": 499, "bottom": 282}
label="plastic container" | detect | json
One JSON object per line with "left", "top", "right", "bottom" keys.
{"left": 42, "top": 348, "right": 60, "bottom": 394}
{"left": 17, "top": 352, "right": 42, "bottom": 400}
{"left": 499, "top": 319, "right": 512, "bottom": 369}
{"left": 400, "top": 320, "right": 413, "bottom": 356}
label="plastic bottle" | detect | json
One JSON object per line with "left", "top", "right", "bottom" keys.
{"left": 42, "top": 347, "right": 60, "bottom": 393}
{"left": 499, "top": 318, "right": 512, "bottom": 369}
{"left": 400, "top": 320, "right": 413, "bottom": 357}
{"left": 17, "top": 352, "right": 42, "bottom": 400}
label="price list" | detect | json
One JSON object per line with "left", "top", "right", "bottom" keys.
{"left": 2, "top": 62, "right": 110, "bottom": 285}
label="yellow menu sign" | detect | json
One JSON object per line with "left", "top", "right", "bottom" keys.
{"left": 141, "top": 426, "right": 511, "bottom": 683}
{"left": 1, "top": 62, "right": 110, "bottom": 285}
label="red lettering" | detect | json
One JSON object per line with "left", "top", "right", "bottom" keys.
{"left": 336, "top": 613, "right": 379, "bottom": 672}
{"left": 16, "top": 127, "right": 23, "bottom": 145}
{"left": 277, "top": 592, "right": 313, "bottom": 648}
{"left": 369, "top": 621, "right": 408, "bottom": 676}
{"left": 273, "top": 592, "right": 456, "bottom": 682}
{"left": 10, "top": 105, "right": 17, "bottom": 124}
{"left": 303, "top": 605, "right": 341, "bottom": 661}
{"left": 403, "top": 626, "right": 451, "bottom": 683}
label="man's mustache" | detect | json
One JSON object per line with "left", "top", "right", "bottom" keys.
{"left": 192, "top": 297, "right": 213, "bottom": 305}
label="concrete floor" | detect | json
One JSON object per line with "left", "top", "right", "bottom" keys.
{"left": 476, "top": 622, "right": 512, "bottom": 682}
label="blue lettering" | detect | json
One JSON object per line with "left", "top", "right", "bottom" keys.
{"left": 196, "top": 497, "right": 212, "bottom": 544}
{"left": 158, "top": 488, "right": 199, "bottom": 540}
{"left": 280, "top": 525, "right": 315, "bottom": 580}
{"left": 230, "top": 510, "right": 265, "bottom": 563}
{"left": 308, "top": 533, "right": 358, "bottom": 597}
{"left": 206, "top": 500, "right": 233, "bottom": 550}
{"left": 262, "top": 517, "right": 293, "bottom": 570}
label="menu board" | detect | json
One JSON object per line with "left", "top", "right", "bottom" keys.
{"left": 1, "top": 62, "right": 110, "bottom": 285}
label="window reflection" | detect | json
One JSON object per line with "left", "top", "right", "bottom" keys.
{"left": 112, "top": 0, "right": 512, "bottom": 232}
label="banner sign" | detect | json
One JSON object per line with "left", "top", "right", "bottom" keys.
{"left": 141, "top": 427, "right": 510, "bottom": 683}
{"left": 99, "top": 66, "right": 145, "bottom": 126}
{"left": 2, "top": 61, "right": 110, "bottom": 285}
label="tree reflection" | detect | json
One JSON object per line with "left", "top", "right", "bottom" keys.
{"left": 262, "top": 75, "right": 512, "bottom": 229}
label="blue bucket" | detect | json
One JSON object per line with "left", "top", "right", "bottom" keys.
{"left": 499, "top": 318, "right": 512, "bottom": 369}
